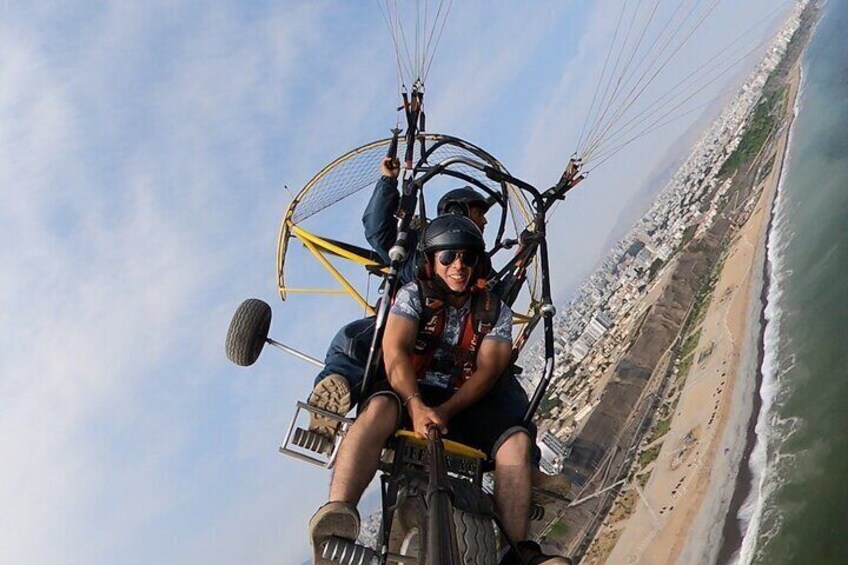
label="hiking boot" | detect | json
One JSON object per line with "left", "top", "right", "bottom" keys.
{"left": 499, "top": 540, "right": 572, "bottom": 565}
{"left": 308, "top": 374, "right": 351, "bottom": 441}
{"left": 309, "top": 501, "right": 360, "bottom": 565}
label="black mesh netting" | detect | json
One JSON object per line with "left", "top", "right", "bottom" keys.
{"left": 289, "top": 134, "right": 531, "bottom": 232}
{"left": 280, "top": 133, "right": 541, "bottom": 305}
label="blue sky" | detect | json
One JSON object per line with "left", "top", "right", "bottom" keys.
{"left": 0, "top": 1, "right": 791, "bottom": 563}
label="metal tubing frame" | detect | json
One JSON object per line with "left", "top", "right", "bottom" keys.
{"left": 358, "top": 201, "right": 415, "bottom": 400}
{"left": 480, "top": 165, "right": 585, "bottom": 426}
{"left": 278, "top": 288, "right": 351, "bottom": 295}
{"left": 278, "top": 401, "right": 353, "bottom": 468}
{"left": 298, "top": 235, "right": 376, "bottom": 316}
{"left": 358, "top": 86, "right": 425, "bottom": 402}
{"left": 292, "top": 224, "right": 383, "bottom": 268}
{"left": 266, "top": 338, "right": 324, "bottom": 368}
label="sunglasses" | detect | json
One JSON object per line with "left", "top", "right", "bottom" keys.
{"left": 435, "top": 249, "right": 480, "bottom": 267}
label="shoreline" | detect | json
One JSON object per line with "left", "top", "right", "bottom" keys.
{"left": 680, "top": 60, "right": 801, "bottom": 564}
{"left": 713, "top": 195, "right": 770, "bottom": 564}
{"left": 677, "top": 61, "right": 803, "bottom": 565}
{"left": 715, "top": 58, "right": 804, "bottom": 565}
{"left": 597, "top": 58, "right": 803, "bottom": 565}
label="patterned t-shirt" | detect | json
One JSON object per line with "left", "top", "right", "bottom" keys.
{"left": 389, "top": 282, "right": 513, "bottom": 390}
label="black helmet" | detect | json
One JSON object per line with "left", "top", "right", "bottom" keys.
{"left": 420, "top": 214, "right": 485, "bottom": 254}
{"left": 417, "top": 214, "right": 490, "bottom": 290}
{"left": 437, "top": 187, "right": 491, "bottom": 216}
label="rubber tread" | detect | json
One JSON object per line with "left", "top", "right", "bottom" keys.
{"left": 308, "top": 374, "right": 352, "bottom": 441}
{"left": 225, "top": 299, "right": 272, "bottom": 366}
{"left": 386, "top": 497, "right": 496, "bottom": 564}
{"left": 386, "top": 497, "right": 423, "bottom": 562}
{"left": 453, "top": 508, "right": 497, "bottom": 565}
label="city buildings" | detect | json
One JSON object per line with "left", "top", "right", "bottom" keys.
{"left": 519, "top": 2, "right": 807, "bottom": 451}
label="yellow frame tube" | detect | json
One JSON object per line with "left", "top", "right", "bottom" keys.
{"left": 289, "top": 226, "right": 529, "bottom": 324}
{"left": 292, "top": 225, "right": 382, "bottom": 267}
{"left": 512, "top": 312, "right": 533, "bottom": 324}
{"left": 299, "top": 237, "right": 376, "bottom": 316}
{"left": 394, "top": 430, "right": 486, "bottom": 460}
{"left": 278, "top": 288, "right": 351, "bottom": 295}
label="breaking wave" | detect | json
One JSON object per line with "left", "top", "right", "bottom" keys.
{"left": 733, "top": 67, "right": 805, "bottom": 565}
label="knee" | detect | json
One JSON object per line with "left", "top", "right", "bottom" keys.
{"left": 357, "top": 395, "right": 399, "bottom": 433}
{"left": 494, "top": 430, "right": 532, "bottom": 467}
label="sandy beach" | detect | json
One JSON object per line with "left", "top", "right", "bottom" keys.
{"left": 594, "top": 61, "right": 802, "bottom": 565}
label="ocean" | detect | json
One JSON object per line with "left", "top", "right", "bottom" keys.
{"left": 735, "top": 1, "right": 848, "bottom": 563}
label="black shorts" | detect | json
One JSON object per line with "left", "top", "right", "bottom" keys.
{"left": 365, "top": 369, "right": 533, "bottom": 459}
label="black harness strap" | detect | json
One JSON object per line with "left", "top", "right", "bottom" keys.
{"left": 411, "top": 280, "right": 501, "bottom": 388}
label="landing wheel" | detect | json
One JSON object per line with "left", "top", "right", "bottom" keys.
{"left": 386, "top": 497, "right": 497, "bottom": 564}
{"left": 453, "top": 507, "right": 498, "bottom": 565}
{"left": 225, "top": 298, "right": 272, "bottom": 366}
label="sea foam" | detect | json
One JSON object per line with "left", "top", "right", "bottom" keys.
{"left": 733, "top": 68, "right": 805, "bottom": 565}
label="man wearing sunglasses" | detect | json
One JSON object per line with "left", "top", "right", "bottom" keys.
{"left": 307, "top": 157, "right": 495, "bottom": 437}
{"left": 309, "top": 215, "right": 567, "bottom": 565}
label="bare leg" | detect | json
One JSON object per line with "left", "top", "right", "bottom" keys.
{"left": 493, "top": 431, "right": 532, "bottom": 542}
{"left": 329, "top": 395, "right": 398, "bottom": 504}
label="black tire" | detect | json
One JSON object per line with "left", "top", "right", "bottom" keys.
{"left": 225, "top": 298, "right": 272, "bottom": 366}
{"left": 453, "top": 508, "right": 498, "bottom": 565}
{"left": 387, "top": 498, "right": 497, "bottom": 564}
{"left": 387, "top": 498, "right": 424, "bottom": 562}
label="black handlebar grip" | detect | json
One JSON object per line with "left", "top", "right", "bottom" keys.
{"left": 386, "top": 128, "right": 402, "bottom": 159}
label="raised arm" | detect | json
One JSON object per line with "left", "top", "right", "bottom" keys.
{"left": 362, "top": 157, "right": 400, "bottom": 263}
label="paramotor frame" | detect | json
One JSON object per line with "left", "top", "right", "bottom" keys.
{"left": 275, "top": 133, "right": 541, "bottom": 321}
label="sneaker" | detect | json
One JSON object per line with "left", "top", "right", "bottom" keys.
{"left": 499, "top": 540, "right": 572, "bottom": 565}
{"left": 309, "top": 501, "right": 360, "bottom": 565}
{"left": 308, "top": 374, "right": 352, "bottom": 440}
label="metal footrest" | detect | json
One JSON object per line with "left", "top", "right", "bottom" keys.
{"left": 321, "top": 536, "right": 379, "bottom": 565}
{"left": 279, "top": 401, "right": 353, "bottom": 468}
{"left": 530, "top": 503, "right": 545, "bottom": 521}
{"left": 293, "top": 427, "right": 333, "bottom": 454}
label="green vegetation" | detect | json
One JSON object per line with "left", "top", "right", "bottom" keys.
{"left": 642, "top": 416, "right": 672, "bottom": 451}
{"left": 639, "top": 445, "right": 662, "bottom": 468}
{"left": 679, "top": 224, "right": 698, "bottom": 249}
{"left": 677, "top": 356, "right": 694, "bottom": 384}
{"left": 676, "top": 331, "right": 702, "bottom": 383}
{"left": 758, "top": 154, "right": 777, "bottom": 183}
{"left": 688, "top": 257, "right": 723, "bottom": 331}
{"left": 679, "top": 328, "right": 702, "bottom": 361}
{"left": 674, "top": 325, "right": 704, "bottom": 384}
{"left": 651, "top": 418, "right": 671, "bottom": 441}
{"left": 548, "top": 521, "right": 567, "bottom": 537}
{"left": 648, "top": 258, "right": 665, "bottom": 281}
{"left": 718, "top": 87, "right": 786, "bottom": 178}
{"left": 537, "top": 393, "right": 561, "bottom": 419}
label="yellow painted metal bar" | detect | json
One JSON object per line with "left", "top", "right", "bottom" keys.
{"left": 278, "top": 288, "right": 351, "bottom": 295}
{"left": 292, "top": 225, "right": 381, "bottom": 267}
{"left": 512, "top": 312, "right": 533, "bottom": 324}
{"left": 394, "top": 430, "right": 487, "bottom": 460}
{"left": 299, "top": 237, "right": 376, "bottom": 316}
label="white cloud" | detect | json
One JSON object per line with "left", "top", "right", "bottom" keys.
{"left": 0, "top": 2, "right": 334, "bottom": 562}
{"left": 0, "top": 1, "right": 796, "bottom": 562}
